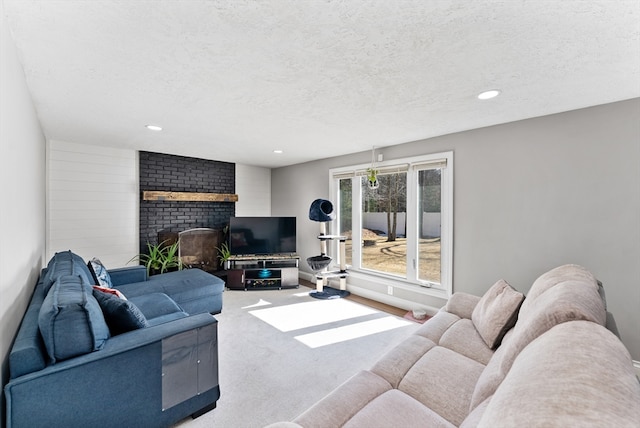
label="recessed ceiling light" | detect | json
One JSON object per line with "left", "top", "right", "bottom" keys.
{"left": 145, "top": 124, "right": 163, "bottom": 131}
{"left": 273, "top": 149, "right": 283, "bottom": 154}
{"left": 477, "top": 90, "right": 501, "bottom": 100}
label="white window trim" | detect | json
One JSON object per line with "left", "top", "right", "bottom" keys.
{"left": 329, "top": 151, "right": 453, "bottom": 299}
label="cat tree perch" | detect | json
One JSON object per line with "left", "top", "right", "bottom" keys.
{"left": 307, "top": 199, "right": 350, "bottom": 299}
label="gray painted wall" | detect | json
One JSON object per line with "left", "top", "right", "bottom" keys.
{"left": 272, "top": 98, "right": 640, "bottom": 360}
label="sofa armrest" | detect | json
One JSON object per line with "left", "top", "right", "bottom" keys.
{"left": 444, "top": 292, "right": 481, "bottom": 319}
{"left": 108, "top": 265, "right": 147, "bottom": 286}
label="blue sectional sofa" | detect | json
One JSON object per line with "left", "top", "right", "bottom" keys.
{"left": 5, "top": 250, "right": 225, "bottom": 428}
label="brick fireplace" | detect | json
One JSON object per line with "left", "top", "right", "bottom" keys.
{"left": 139, "top": 151, "right": 235, "bottom": 256}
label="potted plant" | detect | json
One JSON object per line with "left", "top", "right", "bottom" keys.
{"left": 366, "top": 146, "right": 381, "bottom": 190}
{"left": 130, "top": 240, "right": 183, "bottom": 276}
{"left": 366, "top": 167, "right": 379, "bottom": 189}
{"left": 216, "top": 242, "right": 231, "bottom": 270}
{"left": 161, "top": 240, "right": 182, "bottom": 273}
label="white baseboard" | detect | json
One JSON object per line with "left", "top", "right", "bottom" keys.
{"left": 298, "top": 271, "right": 315, "bottom": 283}
{"left": 346, "top": 283, "right": 441, "bottom": 316}
{"left": 300, "top": 271, "right": 441, "bottom": 316}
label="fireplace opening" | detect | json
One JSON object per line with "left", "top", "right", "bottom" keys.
{"left": 158, "top": 228, "right": 223, "bottom": 273}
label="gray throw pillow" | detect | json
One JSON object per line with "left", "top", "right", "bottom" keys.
{"left": 471, "top": 279, "right": 525, "bottom": 349}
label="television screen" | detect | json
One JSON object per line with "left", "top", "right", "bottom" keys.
{"left": 228, "top": 217, "right": 296, "bottom": 256}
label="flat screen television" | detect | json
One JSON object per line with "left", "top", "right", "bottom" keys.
{"left": 228, "top": 217, "right": 296, "bottom": 256}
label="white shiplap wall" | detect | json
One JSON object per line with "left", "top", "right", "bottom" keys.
{"left": 47, "top": 140, "right": 138, "bottom": 267}
{"left": 47, "top": 147, "right": 271, "bottom": 266}
{"left": 235, "top": 163, "right": 271, "bottom": 216}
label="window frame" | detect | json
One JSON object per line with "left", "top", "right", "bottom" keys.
{"left": 329, "top": 151, "right": 453, "bottom": 299}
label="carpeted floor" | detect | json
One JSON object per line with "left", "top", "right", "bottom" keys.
{"left": 173, "top": 286, "right": 420, "bottom": 427}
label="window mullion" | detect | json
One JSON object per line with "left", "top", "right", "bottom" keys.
{"left": 441, "top": 159, "right": 453, "bottom": 295}
{"left": 406, "top": 168, "right": 419, "bottom": 282}
{"left": 352, "top": 176, "right": 362, "bottom": 269}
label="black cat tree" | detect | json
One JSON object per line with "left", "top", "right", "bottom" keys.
{"left": 307, "top": 199, "right": 350, "bottom": 299}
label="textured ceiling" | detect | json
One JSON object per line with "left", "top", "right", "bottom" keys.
{"left": 3, "top": 0, "right": 640, "bottom": 168}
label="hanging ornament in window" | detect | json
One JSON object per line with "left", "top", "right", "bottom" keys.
{"left": 367, "top": 147, "right": 379, "bottom": 190}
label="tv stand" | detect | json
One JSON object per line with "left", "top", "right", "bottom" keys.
{"left": 226, "top": 255, "right": 299, "bottom": 290}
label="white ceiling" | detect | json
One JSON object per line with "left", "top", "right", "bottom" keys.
{"left": 3, "top": 0, "right": 640, "bottom": 168}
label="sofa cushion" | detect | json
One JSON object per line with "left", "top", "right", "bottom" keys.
{"left": 398, "top": 346, "right": 485, "bottom": 426}
{"left": 439, "top": 319, "right": 494, "bottom": 365}
{"left": 519, "top": 264, "right": 596, "bottom": 316}
{"left": 128, "top": 292, "right": 184, "bottom": 320}
{"left": 468, "top": 330, "right": 514, "bottom": 411}
{"left": 39, "top": 275, "right": 110, "bottom": 363}
{"left": 88, "top": 258, "right": 113, "bottom": 288}
{"left": 477, "top": 321, "right": 640, "bottom": 427}
{"left": 93, "top": 289, "right": 149, "bottom": 335}
{"left": 371, "top": 335, "right": 437, "bottom": 388}
{"left": 471, "top": 279, "right": 524, "bottom": 349}
{"left": 146, "top": 311, "right": 189, "bottom": 326}
{"left": 413, "top": 310, "right": 460, "bottom": 344}
{"left": 115, "top": 268, "right": 225, "bottom": 315}
{"left": 294, "top": 371, "right": 392, "bottom": 428}
{"left": 444, "top": 292, "right": 481, "bottom": 319}
{"left": 344, "top": 389, "right": 456, "bottom": 428}
{"left": 460, "top": 397, "right": 491, "bottom": 428}
{"left": 42, "top": 250, "right": 94, "bottom": 294}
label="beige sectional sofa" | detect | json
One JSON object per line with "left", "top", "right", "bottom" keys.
{"left": 267, "top": 264, "right": 640, "bottom": 427}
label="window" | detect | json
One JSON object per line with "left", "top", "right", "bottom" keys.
{"left": 417, "top": 168, "right": 442, "bottom": 284}
{"left": 361, "top": 170, "right": 407, "bottom": 276}
{"left": 330, "top": 151, "right": 453, "bottom": 296}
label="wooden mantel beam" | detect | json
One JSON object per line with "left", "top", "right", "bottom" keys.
{"left": 142, "top": 191, "right": 238, "bottom": 202}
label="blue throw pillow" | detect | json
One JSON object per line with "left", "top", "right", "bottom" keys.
{"left": 42, "top": 250, "right": 94, "bottom": 294}
{"left": 93, "top": 289, "right": 149, "bottom": 335}
{"left": 88, "top": 258, "right": 113, "bottom": 288}
{"left": 39, "top": 274, "right": 110, "bottom": 363}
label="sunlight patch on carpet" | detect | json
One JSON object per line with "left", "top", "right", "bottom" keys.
{"left": 241, "top": 299, "right": 273, "bottom": 309}
{"left": 241, "top": 292, "right": 309, "bottom": 310}
{"left": 294, "top": 317, "right": 413, "bottom": 348}
{"left": 249, "top": 299, "right": 377, "bottom": 332}
{"left": 292, "top": 291, "right": 313, "bottom": 297}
